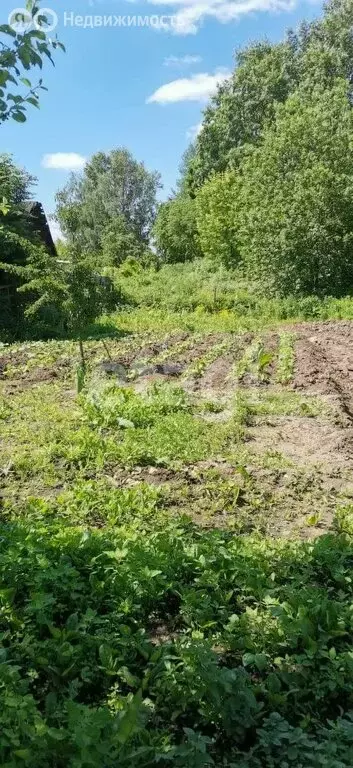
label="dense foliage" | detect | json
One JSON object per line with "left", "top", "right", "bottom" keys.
{"left": 0, "top": 154, "right": 120, "bottom": 339}
{"left": 55, "top": 149, "right": 161, "bottom": 264}
{"left": 189, "top": 0, "right": 353, "bottom": 192}
{"left": 0, "top": 154, "right": 45, "bottom": 334}
{"left": 2, "top": 507, "right": 353, "bottom": 767}
{"left": 189, "top": 0, "right": 353, "bottom": 295}
{"left": 4, "top": 2, "right": 353, "bottom": 764}
{"left": 195, "top": 172, "right": 239, "bottom": 268}
{"left": 153, "top": 196, "right": 201, "bottom": 263}
{"left": 197, "top": 80, "right": 353, "bottom": 295}
{"left": 0, "top": 0, "right": 64, "bottom": 123}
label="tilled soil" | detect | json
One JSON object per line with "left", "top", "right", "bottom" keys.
{"left": 3, "top": 320, "right": 353, "bottom": 540}
{"left": 292, "top": 320, "right": 353, "bottom": 421}
{"left": 238, "top": 321, "right": 353, "bottom": 538}
{"left": 247, "top": 321, "right": 353, "bottom": 467}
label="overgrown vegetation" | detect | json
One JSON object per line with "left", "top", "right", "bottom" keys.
{"left": 3, "top": 1, "right": 353, "bottom": 765}
{"left": 153, "top": 0, "right": 353, "bottom": 297}
{"left": 1, "top": 339, "right": 353, "bottom": 766}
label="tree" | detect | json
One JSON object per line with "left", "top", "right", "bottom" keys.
{"left": 231, "top": 80, "right": 353, "bottom": 296}
{"left": 153, "top": 196, "right": 202, "bottom": 263}
{"left": 55, "top": 149, "right": 162, "bottom": 260}
{"left": 187, "top": 0, "right": 353, "bottom": 193}
{"left": 0, "top": 153, "right": 34, "bottom": 203}
{"left": 0, "top": 153, "right": 37, "bottom": 240}
{"left": 0, "top": 227, "right": 44, "bottom": 333}
{"left": 0, "top": 242, "right": 119, "bottom": 379}
{"left": 101, "top": 216, "right": 147, "bottom": 267}
{"left": 175, "top": 144, "right": 197, "bottom": 197}
{"left": 188, "top": 40, "right": 299, "bottom": 192}
{"left": 0, "top": 155, "right": 41, "bottom": 334}
{"left": 195, "top": 172, "right": 240, "bottom": 268}
{"left": 0, "top": 1, "right": 64, "bottom": 124}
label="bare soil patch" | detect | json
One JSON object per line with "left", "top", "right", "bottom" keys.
{"left": 104, "top": 322, "right": 353, "bottom": 539}
{"left": 247, "top": 322, "right": 353, "bottom": 468}
{"left": 247, "top": 417, "right": 353, "bottom": 469}
{"left": 292, "top": 320, "right": 353, "bottom": 421}
{"left": 235, "top": 321, "right": 353, "bottom": 537}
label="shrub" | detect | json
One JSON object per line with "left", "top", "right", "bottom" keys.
{"left": 195, "top": 80, "right": 353, "bottom": 297}
{"left": 195, "top": 171, "right": 240, "bottom": 267}
{"left": 153, "top": 197, "right": 202, "bottom": 263}
{"left": 235, "top": 80, "right": 353, "bottom": 296}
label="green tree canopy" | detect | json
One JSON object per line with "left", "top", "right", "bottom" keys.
{"left": 200, "top": 79, "right": 353, "bottom": 297}
{"left": 188, "top": 0, "right": 353, "bottom": 193}
{"left": 55, "top": 149, "right": 162, "bottom": 260}
{"left": 195, "top": 171, "right": 239, "bottom": 268}
{"left": 153, "top": 196, "right": 202, "bottom": 264}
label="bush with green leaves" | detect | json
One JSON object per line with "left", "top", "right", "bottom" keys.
{"left": 2, "top": 503, "right": 353, "bottom": 765}
{"left": 195, "top": 171, "right": 240, "bottom": 267}
{"left": 0, "top": 1, "right": 64, "bottom": 124}
{"left": 236, "top": 80, "right": 353, "bottom": 296}
{"left": 1, "top": 242, "right": 120, "bottom": 342}
{"left": 153, "top": 196, "right": 202, "bottom": 263}
{"left": 196, "top": 80, "right": 353, "bottom": 297}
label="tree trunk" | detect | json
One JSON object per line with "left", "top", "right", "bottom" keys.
{"left": 78, "top": 339, "right": 86, "bottom": 369}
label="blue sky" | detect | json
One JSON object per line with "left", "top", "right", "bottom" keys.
{"left": 2, "top": 0, "right": 323, "bottom": 237}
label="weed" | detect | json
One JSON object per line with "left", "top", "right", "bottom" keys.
{"left": 235, "top": 338, "right": 273, "bottom": 384}
{"left": 3, "top": 261, "right": 353, "bottom": 767}
{"left": 276, "top": 332, "right": 296, "bottom": 384}
{"left": 246, "top": 390, "right": 327, "bottom": 419}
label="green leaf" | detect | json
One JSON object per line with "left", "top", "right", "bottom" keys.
{"left": 66, "top": 613, "right": 79, "bottom": 631}
{"left": 28, "top": 30, "right": 46, "bottom": 40}
{"left": 20, "top": 77, "right": 32, "bottom": 87}
{"left": 116, "top": 690, "right": 143, "bottom": 745}
{"left": 0, "top": 24, "right": 17, "bottom": 37}
{"left": 254, "top": 653, "right": 268, "bottom": 672}
{"left": 0, "top": 71, "right": 10, "bottom": 86}
{"left": 12, "top": 111, "right": 26, "bottom": 122}
{"left": 118, "top": 666, "right": 141, "bottom": 688}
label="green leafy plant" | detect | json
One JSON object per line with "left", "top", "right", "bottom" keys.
{"left": 276, "top": 333, "right": 296, "bottom": 384}
{"left": 0, "top": 1, "right": 65, "bottom": 124}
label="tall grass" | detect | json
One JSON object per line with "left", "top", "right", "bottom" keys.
{"left": 101, "top": 259, "right": 353, "bottom": 335}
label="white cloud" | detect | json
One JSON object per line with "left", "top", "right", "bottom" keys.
{"left": 164, "top": 54, "right": 202, "bottom": 66}
{"left": 149, "top": 0, "right": 297, "bottom": 35}
{"left": 147, "top": 70, "right": 230, "bottom": 104}
{"left": 41, "top": 153, "right": 87, "bottom": 170}
{"left": 186, "top": 121, "right": 203, "bottom": 139}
